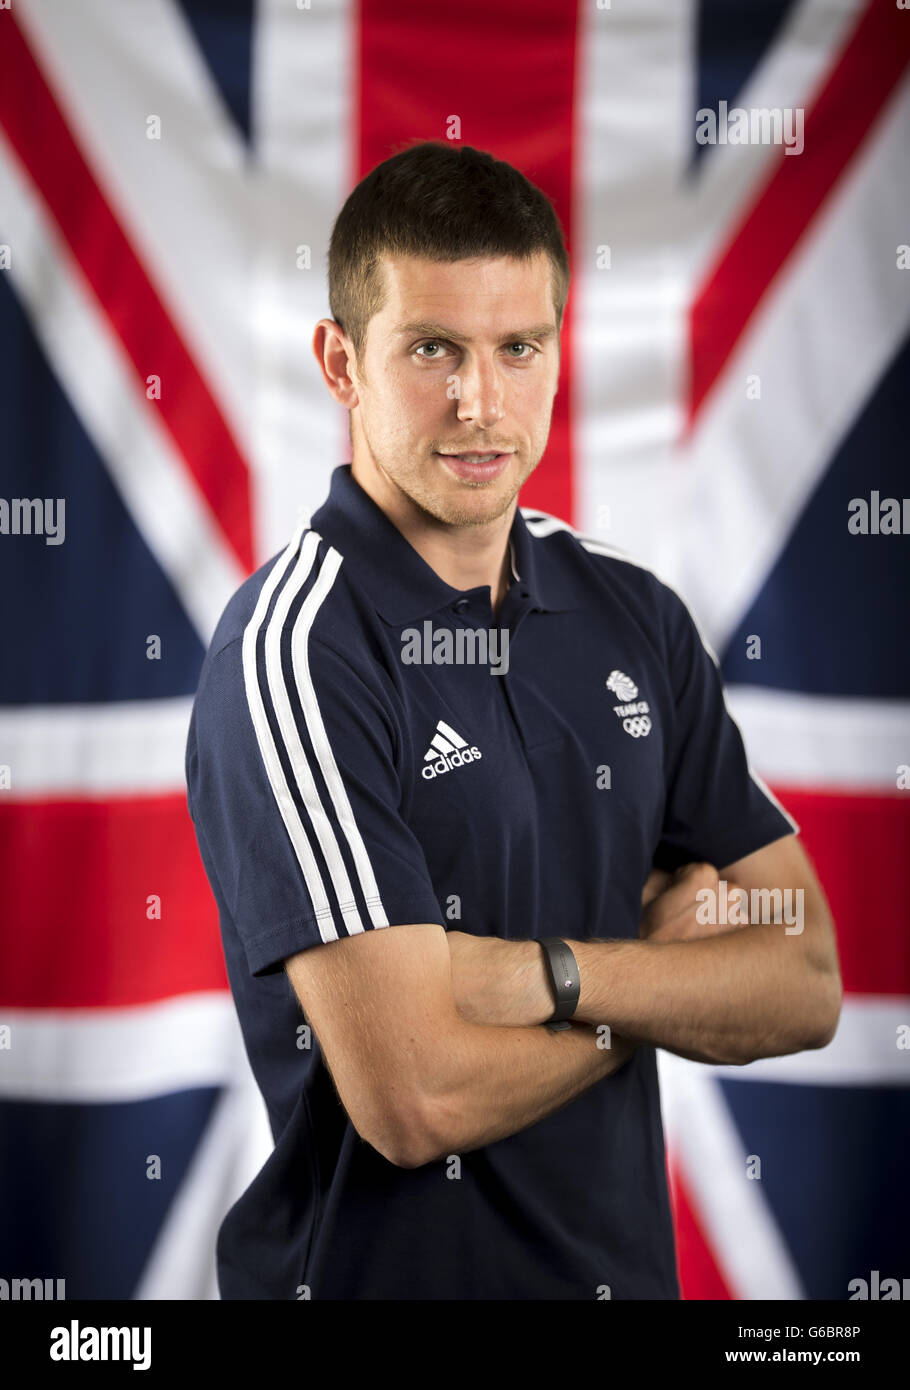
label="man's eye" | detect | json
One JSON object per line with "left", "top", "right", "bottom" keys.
{"left": 414, "top": 341, "right": 537, "bottom": 360}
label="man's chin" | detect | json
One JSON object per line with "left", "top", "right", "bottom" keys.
{"left": 430, "top": 484, "right": 520, "bottom": 529}
{"left": 381, "top": 454, "right": 531, "bottom": 528}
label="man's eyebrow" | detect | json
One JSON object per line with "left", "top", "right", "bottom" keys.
{"left": 396, "top": 320, "right": 558, "bottom": 344}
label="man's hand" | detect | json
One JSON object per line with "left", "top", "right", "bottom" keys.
{"left": 638, "top": 861, "right": 750, "bottom": 944}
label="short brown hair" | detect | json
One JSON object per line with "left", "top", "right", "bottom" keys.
{"left": 327, "top": 141, "right": 570, "bottom": 364}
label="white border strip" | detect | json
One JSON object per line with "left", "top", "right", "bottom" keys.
{"left": 132, "top": 1067, "right": 274, "bottom": 1300}
{"left": 704, "top": 995, "right": 910, "bottom": 1086}
{"left": 241, "top": 526, "right": 390, "bottom": 943}
{"left": 241, "top": 525, "right": 338, "bottom": 940}
{"left": 724, "top": 686, "right": 910, "bottom": 791}
{"left": 290, "top": 549, "right": 390, "bottom": 930}
{"left": 0, "top": 698, "right": 193, "bottom": 798}
{"left": 0, "top": 123, "right": 246, "bottom": 644}
{"left": 0, "top": 993, "right": 249, "bottom": 1102}
{"left": 673, "top": 72, "right": 910, "bottom": 652}
{"left": 659, "top": 1057, "right": 806, "bottom": 1299}
{"left": 17, "top": 0, "right": 257, "bottom": 464}
{"left": 250, "top": 0, "right": 354, "bottom": 560}
{"left": 265, "top": 534, "right": 364, "bottom": 936}
{"left": 684, "top": 0, "right": 866, "bottom": 284}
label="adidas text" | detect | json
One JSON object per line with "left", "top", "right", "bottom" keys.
{"left": 422, "top": 746, "right": 483, "bottom": 780}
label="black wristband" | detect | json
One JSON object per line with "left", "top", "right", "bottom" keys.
{"left": 538, "top": 937, "right": 580, "bottom": 1028}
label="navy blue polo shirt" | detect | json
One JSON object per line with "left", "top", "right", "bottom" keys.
{"left": 185, "top": 462, "right": 797, "bottom": 1301}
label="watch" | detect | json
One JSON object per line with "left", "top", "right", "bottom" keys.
{"left": 538, "top": 937, "right": 581, "bottom": 1031}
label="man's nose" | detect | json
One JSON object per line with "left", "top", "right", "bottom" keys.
{"left": 454, "top": 359, "right": 504, "bottom": 426}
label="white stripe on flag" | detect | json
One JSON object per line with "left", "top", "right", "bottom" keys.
{"left": 0, "top": 698, "right": 193, "bottom": 798}
{"left": 574, "top": 0, "right": 691, "bottom": 562}
{"left": 251, "top": 0, "right": 354, "bottom": 556}
{"left": 670, "top": 71, "right": 910, "bottom": 653}
{"left": 0, "top": 124, "right": 246, "bottom": 645}
{"left": 0, "top": 994, "right": 251, "bottom": 1102}
{"left": 133, "top": 1067, "right": 273, "bottom": 1301}
{"left": 724, "top": 687, "right": 910, "bottom": 791}
{"left": 660, "top": 996, "right": 907, "bottom": 1295}
{"left": 684, "top": 0, "right": 866, "bottom": 285}
{"left": 17, "top": 0, "right": 257, "bottom": 467}
{"left": 2, "top": 993, "right": 897, "bottom": 1104}
{"left": 659, "top": 1056, "right": 806, "bottom": 1299}
{"left": 704, "top": 995, "right": 910, "bottom": 1087}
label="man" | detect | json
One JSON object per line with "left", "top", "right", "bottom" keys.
{"left": 185, "top": 141, "right": 841, "bottom": 1300}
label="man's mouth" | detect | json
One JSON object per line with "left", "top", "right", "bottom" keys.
{"left": 439, "top": 452, "right": 505, "bottom": 462}
{"left": 435, "top": 451, "right": 513, "bottom": 479}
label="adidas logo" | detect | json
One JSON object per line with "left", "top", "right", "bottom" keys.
{"left": 421, "top": 720, "right": 482, "bottom": 780}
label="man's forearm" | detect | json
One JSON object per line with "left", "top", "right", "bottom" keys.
{"left": 413, "top": 1020, "right": 634, "bottom": 1166}
{"left": 570, "top": 927, "right": 838, "bottom": 1063}
{"left": 444, "top": 847, "right": 841, "bottom": 1074}
{"left": 490, "top": 927, "right": 838, "bottom": 1066}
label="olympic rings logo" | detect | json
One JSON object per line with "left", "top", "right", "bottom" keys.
{"left": 622, "top": 715, "right": 652, "bottom": 738}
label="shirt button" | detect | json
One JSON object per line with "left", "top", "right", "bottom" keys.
{"left": 453, "top": 598, "right": 470, "bottom": 612}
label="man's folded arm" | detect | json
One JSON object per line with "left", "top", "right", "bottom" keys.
{"left": 195, "top": 629, "right": 632, "bottom": 1167}
{"left": 443, "top": 839, "right": 842, "bottom": 1066}
{"left": 284, "top": 922, "right": 633, "bottom": 1169}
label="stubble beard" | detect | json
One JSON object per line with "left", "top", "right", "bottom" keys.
{"left": 380, "top": 447, "right": 539, "bottom": 531}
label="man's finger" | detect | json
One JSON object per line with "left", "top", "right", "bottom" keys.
{"left": 673, "top": 860, "right": 718, "bottom": 884}
{"left": 641, "top": 867, "right": 673, "bottom": 905}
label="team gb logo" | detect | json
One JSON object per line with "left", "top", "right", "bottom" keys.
{"left": 606, "top": 669, "right": 652, "bottom": 739}
{"left": 605, "top": 670, "right": 638, "bottom": 702}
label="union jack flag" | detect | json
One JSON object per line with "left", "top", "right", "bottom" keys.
{"left": 1, "top": 0, "right": 907, "bottom": 1300}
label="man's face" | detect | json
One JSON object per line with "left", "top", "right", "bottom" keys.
{"left": 348, "top": 252, "right": 561, "bottom": 528}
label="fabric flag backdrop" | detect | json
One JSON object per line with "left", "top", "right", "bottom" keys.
{"left": 1, "top": 0, "right": 907, "bottom": 1300}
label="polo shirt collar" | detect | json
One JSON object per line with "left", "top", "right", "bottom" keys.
{"left": 309, "top": 464, "right": 577, "bottom": 626}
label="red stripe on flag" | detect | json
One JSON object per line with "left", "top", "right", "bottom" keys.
{"left": 667, "top": 1160, "right": 734, "bottom": 1300}
{"left": 688, "top": 0, "right": 910, "bottom": 427}
{"left": 357, "top": 0, "right": 578, "bottom": 523}
{"left": 0, "top": 11, "right": 254, "bottom": 574}
{"left": 0, "top": 797, "right": 228, "bottom": 1008}
{"left": 769, "top": 785, "right": 910, "bottom": 997}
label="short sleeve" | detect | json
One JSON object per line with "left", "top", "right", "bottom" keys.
{"left": 653, "top": 584, "right": 799, "bottom": 873}
{"left": 186, "top": 633, "right": 445, "bottom": 977}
